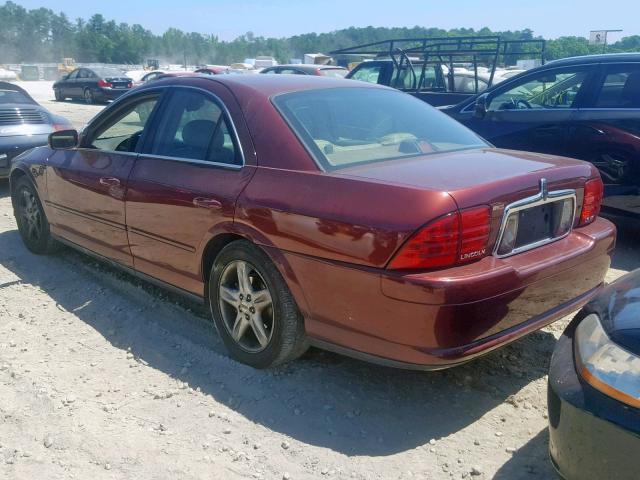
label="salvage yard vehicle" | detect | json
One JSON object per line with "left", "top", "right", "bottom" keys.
{"left": 548, "top": 269, "right": 640, "bottom": 480}
{"left": 260, "top": 64, "right": 348, "bottom": 77}
{"left": 333, "top": 36, "right": 545, "bottom": 106}
{"left": 0, "top": 82, "right": 72, "bottom": 179}
{"left": 443, "top": 53, "right": 640, "bottom": 220}
{"left": 10, "top": 75, "right": 615, "bottom": 369}
{"left": 53, "top": 67, "right": 133, "bottom": 104}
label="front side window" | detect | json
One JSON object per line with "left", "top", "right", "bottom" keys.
{"left": 350, "top": 64, "right": 383, "bottom": 84}
{"left": 488, "top": 68, "right": 589, "bottom": 111}
{"left": 274, "top": 87, "right": 487, "bottom": 170}
{"left": 595, "top": 65, "right": 640, "bottom": 108}
{"left": 149, "top": 90, "right": 239, "bottom": 165}
{"left": 318, "top": 68, "right": 348, "bottom": 78}
{"left": 279, "top": 68, "right": 304, "bottom": 75}
{"left": 89, "top": 95, "right": 159, "bottom": 152}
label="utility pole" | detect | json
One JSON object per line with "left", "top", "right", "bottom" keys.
{"left": 589, "top": 29, "right": 623, "bottom": 53}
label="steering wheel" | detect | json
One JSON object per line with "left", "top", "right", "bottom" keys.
{"left": 515, "top": 98, "right": 532, "bottom": 109}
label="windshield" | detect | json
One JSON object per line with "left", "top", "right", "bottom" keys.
{"left": 0, "top": 88, "right": 34, "bottom": 104}
{"left": 273, "top": 87, "right": 487, "bottom": 170}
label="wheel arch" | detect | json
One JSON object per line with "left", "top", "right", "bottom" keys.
{"left": 200, "top": 227, "right": 313, "bottom": 321}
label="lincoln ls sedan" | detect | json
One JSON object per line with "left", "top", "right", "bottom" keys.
{"left": 10, "top": 75, "right": 616, "bottom": 369}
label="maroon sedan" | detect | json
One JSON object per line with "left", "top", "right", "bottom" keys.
{"left": 10, "top": 75, "right": 615, "bottom": 369}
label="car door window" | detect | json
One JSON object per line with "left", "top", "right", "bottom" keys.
{"left": 67, "top": 70, "right": 79, "bottom": 80}
{"left": 594, "top": 65, "right": 640, "bottom": 108}
{"left": 149, "top": 90, "right": 239, "bottom": 165}
{"left": 78, "top": 69, "right": 90, "bottom": 79}
{"left": 350, "top": 65, "right": 383, "bottom": 84}
{"left": 88, "top": 95, "right": 160, "bottom": 152}
{"left": 488, "top": 68, "right": 589, "bottom": 111}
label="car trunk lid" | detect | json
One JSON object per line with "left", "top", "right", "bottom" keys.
{"left": 105, "top": 77, "right": 131, "bottom": 89}
{"left": 336, "top": 147, "right": 596, "bottom": 258}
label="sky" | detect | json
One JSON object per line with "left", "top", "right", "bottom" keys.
{"left": 14, "top": 0, "right": 636, "bottom": 42}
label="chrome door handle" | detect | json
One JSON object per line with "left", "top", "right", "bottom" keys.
{"left": 99, "top": 177, "right": 120, "bottom": 187}
{"left": 193, "top": 197, "right": 222, "bottom": 209}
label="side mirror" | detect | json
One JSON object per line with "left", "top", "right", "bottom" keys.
{"left": 48, "top": 129, "right": 78, "bottom": 149}
{"left": 474, "top": 94, "right": 489, "bottom": 119}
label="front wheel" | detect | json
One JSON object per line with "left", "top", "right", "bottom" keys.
{"left": 54, "top": 89, "right": 63, "bottom": 101}
{"left": 12, "top": 177, "right": 60, "bottom": 254}
{"left": 209, "top": 241, "right": 308, "bottom": 368}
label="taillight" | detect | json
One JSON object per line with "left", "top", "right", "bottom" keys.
{"left": 97, "top": 79, "right": 112, "bottom": 88}
{"left": 388, "top": 206, "right": 491, "bottom": 270}
{"left": 579, "top": 177, "right": 604, "bottom": 226}
{"left": 459, "top": 206, "right": 491, "bottom": 263}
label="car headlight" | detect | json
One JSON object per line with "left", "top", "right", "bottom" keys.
{"left": 575, "top": 313, "right": 640, "bottom": 408}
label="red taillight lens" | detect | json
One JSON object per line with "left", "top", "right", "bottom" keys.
{"left": 388, "top": 213, "right": 459, "bottom": 270}
{"left": 97, "top": 79, "right": 112, "bottom": 88}
{"left": 459, "top": 206, "right": 491, "bottom": 263}
{"left": 579, "top": 177, "right": 604, "bottom": 226}
{"left": 388, "top": 206, "right": 491, "bottom": 270}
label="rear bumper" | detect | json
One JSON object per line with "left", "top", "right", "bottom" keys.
{"left": 0, "top": 134, "right": 49, "bottom": 178}
{"left": 94, "top": 87, "right": 130, "bottom": 102}
{"left": 548, "top": 320, "right": 640, "bottom": 480}
{"left": 285, "top": 217, "right": 616, "bottom": 367}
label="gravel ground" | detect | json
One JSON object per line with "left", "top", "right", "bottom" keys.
{"left": 0, "top": 81, "right": 637, "bottom": 480}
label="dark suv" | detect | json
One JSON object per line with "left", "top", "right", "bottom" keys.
{"left": 443, "top": 54, "right": 640, "bottom": 219}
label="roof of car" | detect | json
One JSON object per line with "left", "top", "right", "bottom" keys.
{"left": 149, "top": 73, "right": 388, "bottom": 99}
{"left": 546, "top": 52, "right": 640, "bottom": 66}
{"left": 265, "top": 64, "right": 346, "bottom": 71}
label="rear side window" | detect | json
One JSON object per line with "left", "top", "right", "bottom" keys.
{"left": 594, "top": 65, "right": 640, "bottom": 108}
{"left": 273, "top": 87, "right": 487, "bottom": 170}
{"left": 149, "top": 90, "right": 239, "bottom": 165}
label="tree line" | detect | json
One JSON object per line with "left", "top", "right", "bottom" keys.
{"left": 1, "top": 1, "right": 639, "bottom": 65}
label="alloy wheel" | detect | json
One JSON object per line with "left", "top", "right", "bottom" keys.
{"left": 218, "top": 260, "right": 274, "bottom": 352}
{"left": 84, "top": 89, "right": 94, "bottom": 104}
{"left": 18, "top": 187, "right": 42, "bottom": 242}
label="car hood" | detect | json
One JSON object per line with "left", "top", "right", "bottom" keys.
{"left": 334, "top": 147, "right": 596, "bottom": 209}
{"left": 589, "top": 269, "right": 640, "bottom": 354}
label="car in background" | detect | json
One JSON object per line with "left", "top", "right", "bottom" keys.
{"left": 0, "top": 82, "right": 71, "bottom": 178}
{"left": 53, "top": 67, "right": 133, "bottom": 104}
{"left": 443, "top": 54, "right": 640, "bottom": 220}
{"left": 260, "top": 64, "right": 348, "bottom": 77}
{"left": 11, "top": 75, "right": 614, "bottom": 370}
{"left": 195, "top": 66, "right": 229, "bottom": 75}
{"left": 548, "top": 269, "right": 640, "bottom": 480}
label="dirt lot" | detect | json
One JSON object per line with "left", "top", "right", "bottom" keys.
{"left": 0, "top": 81, "right": 637, "bottom": 479}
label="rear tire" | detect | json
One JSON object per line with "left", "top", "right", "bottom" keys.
{"left": 83, "top": 88, "right": 94, "bottom": 105}
{"left": 208, "top": 240, "right": 308, "bottom": 368}
{"left": 12, "top": 176, "right": 60, "bottom": 255}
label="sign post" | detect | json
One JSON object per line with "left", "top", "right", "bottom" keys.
{"left": 589, "top": 30, "right": 623, "bottom": 53}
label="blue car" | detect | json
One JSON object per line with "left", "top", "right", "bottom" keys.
{"left": 443, "top": 54, "right": 640, "bottom": 220}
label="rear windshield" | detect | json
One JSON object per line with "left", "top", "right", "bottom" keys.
{"left": 318, "top": 68, "right": 348, "bottom": 78}
{"left": 93, "top": 67, "right": 126, "bottom": 78}
{"left": 0, "top": 88, "right": 33, "bottom": 104}
{"left": 273, "top": 87, "right": 487, "bottom": 170}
